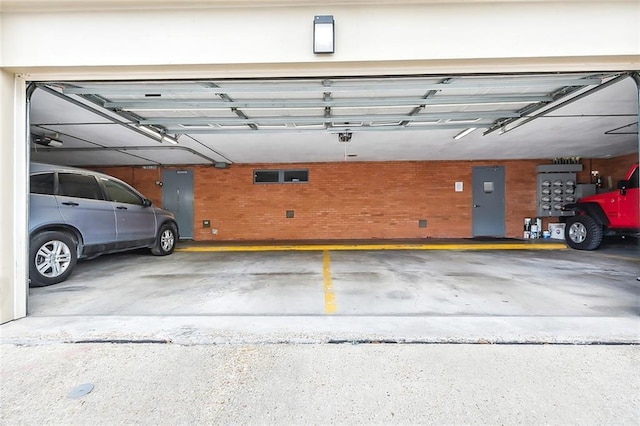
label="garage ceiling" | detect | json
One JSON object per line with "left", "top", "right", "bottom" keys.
{"left": 29, "top": 71, "right": 638, "bottom": 166}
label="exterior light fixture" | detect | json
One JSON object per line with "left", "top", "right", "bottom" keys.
{"left": 314, "top": 15, "right": 335, "bottom": 54}
{"left": 453, "top": 127, "right": 477, "bottom": 140}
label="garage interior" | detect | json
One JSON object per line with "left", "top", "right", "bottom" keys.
{"left": 29, "top": 72, "right": 639, "bottom": 241}
{"left": 2, "top": 0, "right": 638, "bottom": 332}
{"left": 18, "top": 70, "right": 639, "bottom": 343}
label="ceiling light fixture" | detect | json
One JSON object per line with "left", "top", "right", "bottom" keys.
{"left": 314, "top": 15, "right": 335, "bottom": 54}
{"left": 161, "top": 135, "right": 179, "bottom": 145}
{"left": 137, "top": 125, "right": 162, "bottom": 138}
{"left": 137, "top": 125, "right": 179, "bottom": 144}
{"left": 453, "top": 127, "right": 477, "bottom": 140}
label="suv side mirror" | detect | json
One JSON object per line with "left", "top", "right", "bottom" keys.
{"left": 617, "top": 179, "right": 628, "bottom": 195}
{"left": 143, "top": 199, "right": 153, "bottom": 207}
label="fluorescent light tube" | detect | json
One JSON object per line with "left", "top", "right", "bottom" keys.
{"left": 453, "top": 127, "right": 477, "bottom": 140}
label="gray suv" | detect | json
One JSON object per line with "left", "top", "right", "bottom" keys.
{"left": 29, "top": 163, "right": 179, "bottom": 287}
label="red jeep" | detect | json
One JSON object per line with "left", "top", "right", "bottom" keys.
{"left": 563, "top": 163, "right": 639, "bottom": 250}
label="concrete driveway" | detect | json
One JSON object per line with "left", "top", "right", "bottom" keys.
{"left": 4, "top": 239, "right": 638, "bottom": 345}
{"left": 2, "top": 240, "right": 639, "bottom": 425}
{"left": 2, "top": 343, "right": 638, "bottom": 425}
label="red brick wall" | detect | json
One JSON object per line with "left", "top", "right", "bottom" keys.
{"left": 573, "top": 153, "right": 639, "bottom": 189}
{"left": 94, "top": 153, "right": 637, "bottom": 241}
{"left": 591, "top": 153, "right": 639, "bottom": 189}
{"left": 196, "top": 161, "right": 475, "bottom": 241}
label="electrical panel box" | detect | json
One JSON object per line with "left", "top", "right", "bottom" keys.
{"left": 536, "top": 163, "right": 583, "bottom": 217}
{"left": 537, "top": 172, "right": 577, "bottom": 217}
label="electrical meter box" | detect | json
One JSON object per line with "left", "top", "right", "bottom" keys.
{"left": 536, "top": 164, "right": 582, "bottom": 217}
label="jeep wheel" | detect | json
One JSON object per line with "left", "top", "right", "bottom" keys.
{"left": 151, "top": 223, "right": 177, "bottom": 256}
{"left": 29, "top": 231, "right": 78, "bottom": 287}
{"left": 565, "top": 215, "right": 603, "bottom": 250}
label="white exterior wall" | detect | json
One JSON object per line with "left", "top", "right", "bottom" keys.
{"left": 0, "top": 0, "right": 639, "bottom": 322}
{"left": 0, "top": 71, "right": 28, "bottom": 324}
{"left": 2, "top": 1, "right": 640, "bottom": 77}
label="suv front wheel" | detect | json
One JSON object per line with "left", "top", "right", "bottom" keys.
{"left": 151, "top": 223, "right": 177, "bottom": 256}
{"left": 565, "top": 215, "right": 603, "bottom": 250}
{"left": 29, "top": 231, "right": 78, "bottom": 287}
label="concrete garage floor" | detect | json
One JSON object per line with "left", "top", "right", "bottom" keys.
{"left": 2, "top": 239, "right": 639, "bottom": 425}
{"left": 4, "top": 237, "right": 638, "bottom": 345}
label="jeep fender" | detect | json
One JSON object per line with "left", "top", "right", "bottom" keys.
{"left": 562, "top": 202, "right": 610, "bottom": 227}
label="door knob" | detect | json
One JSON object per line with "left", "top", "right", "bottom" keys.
{"left": 473, "top": 204, "right": 480, "bottom": 208}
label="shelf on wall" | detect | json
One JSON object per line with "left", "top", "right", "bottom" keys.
{"left": 536, "top": 164, "right": 583, "bottom": 173}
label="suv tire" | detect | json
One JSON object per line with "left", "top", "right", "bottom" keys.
{"left": 565, "top": 215, "right": 603, "bottom": 250}
{"left": 30, "top": 231, "right": 78, "bottom": 287}
{"left": 151, "top": 223, "right": 177, "bottom": 256}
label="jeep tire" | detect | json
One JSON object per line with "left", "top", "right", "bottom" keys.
{"left": 565, "top": 215, "right": 603, "bottom": 250}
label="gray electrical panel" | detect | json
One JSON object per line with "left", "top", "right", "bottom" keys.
{"left": 537, "top": 173, "right": 576, "bottom": 217}
{"left": 536, "top": 164, "right": 583, "bottom": 217}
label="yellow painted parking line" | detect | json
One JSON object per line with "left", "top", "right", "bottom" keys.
{"left": 176, "top": 243, "right": 567, "bottom": 252}
{"left": 322, "top": 250, "right": 337, "bottom": 314}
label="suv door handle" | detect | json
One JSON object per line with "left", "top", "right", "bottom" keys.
{"left": 116, "top": 206, "right": 128, "bottom": 210}
{"left": 61, "top": 201, "right": 79, "bottom": 206}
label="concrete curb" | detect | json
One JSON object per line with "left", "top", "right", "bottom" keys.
{"left": 2, "top": 315, "right": 637, "bottom": 346}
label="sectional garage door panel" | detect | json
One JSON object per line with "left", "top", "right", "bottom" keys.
{"left": 29, "top": 72, "right": 638, "bottom": 166}
{"left": 31, "top": 147, "right": 208, "bottom": 167}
